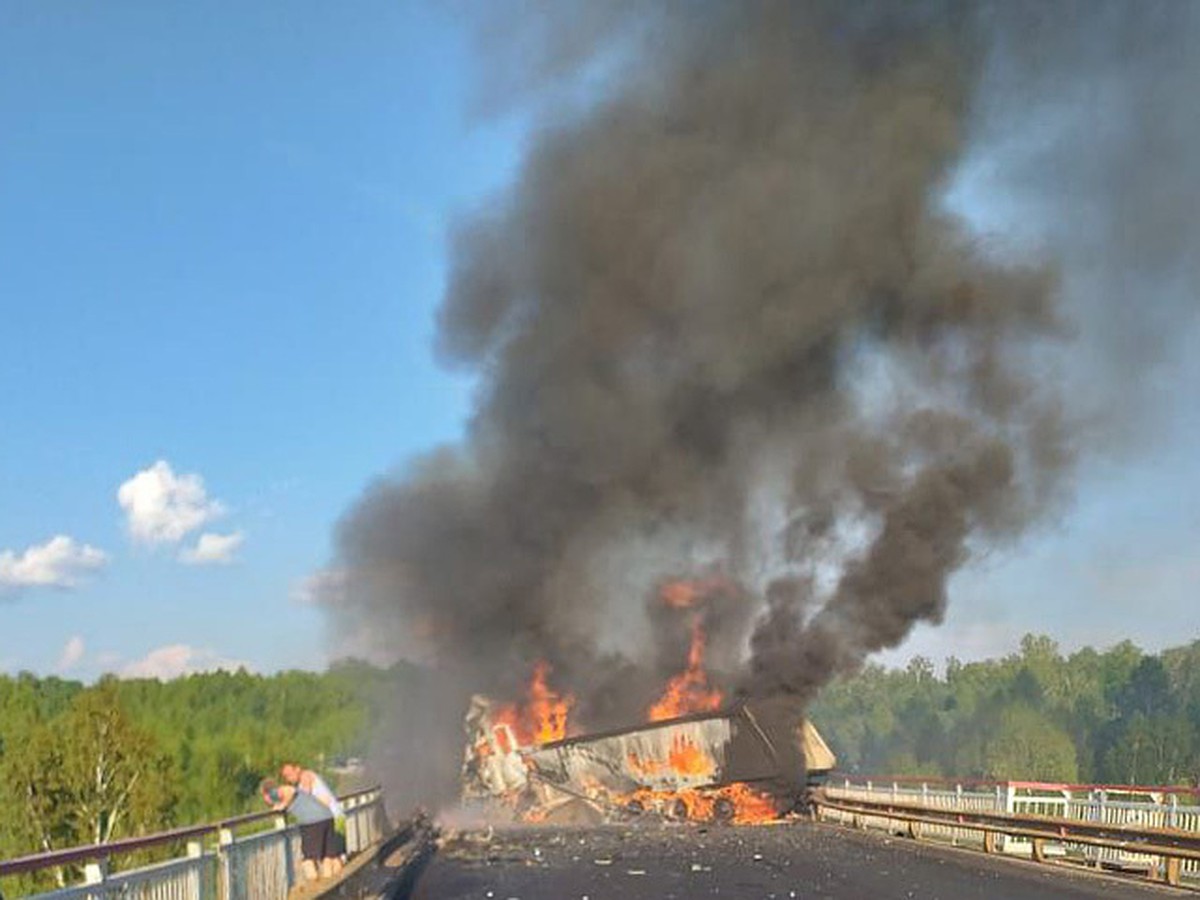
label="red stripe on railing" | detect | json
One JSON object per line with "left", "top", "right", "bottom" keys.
{"left": 833, "top": 773, "right": 1200, "bottom": 797}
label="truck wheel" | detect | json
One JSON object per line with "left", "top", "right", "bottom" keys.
{"left": 713, "top": 797, "right": 736, "bottom": 824}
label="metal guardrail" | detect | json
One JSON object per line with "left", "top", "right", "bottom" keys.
{"left": 815, "top": 777, "right": 1200, "bottom": 888}
{"left": 0, "top": 787, "right": 386, "bottom": 900}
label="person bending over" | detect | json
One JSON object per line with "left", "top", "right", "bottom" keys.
{"left": 280, "top": 762, "right": 346, "bottom": 876}
{"left": 263, "top": 777, "right": 343, "bottom": 881}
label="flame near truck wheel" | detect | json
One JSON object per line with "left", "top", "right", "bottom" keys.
{"left": 461, "top": 579, "right": 836, "bottom": 825}
{"left": 462, "top": 695, "right": 836, "bottom": 825}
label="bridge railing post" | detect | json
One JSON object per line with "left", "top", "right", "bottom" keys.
{"left": 217, "top": 826, "right": 234, "bottom": 900}
{"left": 186, "top": 840, "right": 205, "bottom": 900}
{"left": 276, "top": 811, "right": 295, "bottom": 897}
{"left": 1162, "top": 854, "right": 1182, "bottom": 887}
{"left": 365, "top": 790, "right": 380, "bottom": 847}
{"left": 83, "top": 858, "right": 106, "bottom": 900}
{"left": 342, "top": 794, "right": 354, "bottom": 855}
{"left": 274, "top": 813, "right": 295, "bottom": 896}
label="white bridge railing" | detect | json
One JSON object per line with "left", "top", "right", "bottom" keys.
{"left": 823, "top": 776, "right": 1200, "bottom": 881}
{"left": 0, "top": 787, "right": 385, "bottom": 900}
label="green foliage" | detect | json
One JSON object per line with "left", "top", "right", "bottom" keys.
{"left": 0, "top": 661, "right": 414, "bottom": 872}
{"left": 810, "top": 634, "right": 1200, "bottom": 786}
{"left": 2, "top": 637, "right": 1198, "bottom": 873}
{"left": 59, "top": 682, "right": 177, "bottom": 844}
{"left": 1, "top": 682, "right": 176, "bottom": 894}
{"left": 969, "top": 704, "right": 1078, "bottom": 781}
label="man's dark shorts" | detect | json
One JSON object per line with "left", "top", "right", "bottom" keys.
{"left": 300, "top": 819, "right": 346, "bottom": 861}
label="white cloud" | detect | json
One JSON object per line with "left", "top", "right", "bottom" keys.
{"left": 291, "top": 567, "right": 347, "bottom": 607}
{"left": 118, "top": 460, "right": 223, "bottom": 545}
{"left": 119, "top": 644, "right": 250, "bottom": 681}
{"left": 179, "top": 531, "right": 244, "bottom": 566}
{"left": 0, "top": 535, "right": 108, "bottom": 592}
{"left": 57, "top": 635, "right": 86, "bottom": 672}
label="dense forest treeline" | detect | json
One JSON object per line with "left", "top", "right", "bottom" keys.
{"left": 810, "top": 635, "right": 1200, "bottom": 786}
{"left": 0, "top": 659, "right": 424, "bottom": 883}
{"left": 2, "top": 634, "right": 1199, "bottom": 876}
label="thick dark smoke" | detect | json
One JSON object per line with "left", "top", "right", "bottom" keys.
{"left": 967, "top": 2, "right": 1200, "bottom": 447}
{"left": 323, "top": 1, "right": 1198, "bottom": 811}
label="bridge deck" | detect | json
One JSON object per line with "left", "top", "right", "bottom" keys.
{"left": 412, "top": 822, "right": 1182, "bottom": 899}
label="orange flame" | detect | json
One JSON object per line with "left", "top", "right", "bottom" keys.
{"left": 485, "top": 576, "right": 780, "bottom": 828}
{"left": 625, "top": 751, "right": 665, "bottom": 778}
{"left": 609, "top": 781, "right": 778, "bottom": 825}
{"left": 659, "top": 580, "right": 703, "bottom": 609}
{"left": 667, "top": 734, "right": 715, "bottom": 777}
{"left": 617, "top": 786, "right": 716, "bottom": 821}
{"left": 608, "top": 576, "right": 778, "bottom": 826}
{"left": 528, "top": 661, "right": 572, "bottom": 743}
{"left": 491, "top": 661, "right": 573, "bottom": 747}
{"left": 626, "top": 735, "right": 716, "bottom": 780}
{"left": 718, "top": 782, "right": 778, "bottom": 824}
{"left": 647, "top": 617, "right": 723, "bottom": 721}
{"left": 657, "top": 575, "right": 731, "bottom": 609}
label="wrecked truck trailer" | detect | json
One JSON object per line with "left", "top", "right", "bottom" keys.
{"left": 462, "top": 697, "right": 836, "bottom": 823}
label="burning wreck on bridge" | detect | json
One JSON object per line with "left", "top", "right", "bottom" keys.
{"left": 462, "top": 693, "right": 835, "bottom": 825}
{"left": 461, "top": 580, "right": 835, "bottom": 825}
{"left": 314, "top": 1, "right": 1141, "bottom": 828}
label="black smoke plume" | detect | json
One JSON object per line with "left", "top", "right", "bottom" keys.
{"left": 322, "top": 1, "right": 1199, "bottom": 811}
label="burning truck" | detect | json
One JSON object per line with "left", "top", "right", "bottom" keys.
{"left": 461, "top": 579, "right": 835, "bottom": 825}
{"left": 462, "top": 693, "right": 835, "bottom": 825}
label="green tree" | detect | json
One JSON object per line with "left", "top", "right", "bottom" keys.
{"left": 2, "top": 725, "right": 73, "bottom": 861}
{"left": 977, "top": 704, "right": 1078, "bottom": 781}
{"left": 59, "top": 682, "right": 177, "bottom": 844}
{"left": 4, "top": 682, "right": 176, "bottom": 853}
{"left": 1103, "top": 713, "right": 1197, "bottom": 785}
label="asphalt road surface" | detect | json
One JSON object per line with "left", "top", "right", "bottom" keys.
{"left": 411, "top": 821, "right": 1184, "bottom": 899}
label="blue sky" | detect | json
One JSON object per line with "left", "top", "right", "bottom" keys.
{"left": 0, "top": 1, "right": 517, "bottom": 677}
{"left": 1, "top": 3, "right": 1196, "bottom": 680}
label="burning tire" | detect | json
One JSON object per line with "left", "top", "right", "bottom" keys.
{"left": 712, "top": 796, "right": 736, "bottom": 824}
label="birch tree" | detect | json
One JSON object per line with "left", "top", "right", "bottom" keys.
{"left": 59, "top": 680, "right": 175, "bottom": 845}
{"left": 3, "top": 681, "right": 174, "bottom": 854}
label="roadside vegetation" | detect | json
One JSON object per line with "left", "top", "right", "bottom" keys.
{"left": 0, "top": 659, "right": 423, "bottom": 882}
{"left": 812, "top": 635, "right": 1200, "bottom": 786}
{"left": 2, "top": 635, "right": 1198, "bottom": 881}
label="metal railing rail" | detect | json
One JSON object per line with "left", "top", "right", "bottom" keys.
{"left": 0, "top": 786, "right": 386, "bottom": 900}
{"left": 813, "top": 787, "right": 1200, "bottom": 888}
{"left": 831, "top": 774, "right": 1200, "bottom": 798}
{"left": 822, "top": 775, "right": 1200, "bottom": 880}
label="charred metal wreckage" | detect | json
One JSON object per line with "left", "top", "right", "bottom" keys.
{"left": 462, "top": 695, "right": 836, "bottom": 825}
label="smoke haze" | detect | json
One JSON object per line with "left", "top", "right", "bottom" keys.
{"left": 321, "top": 1, "right": 1199, "bottom": 811}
